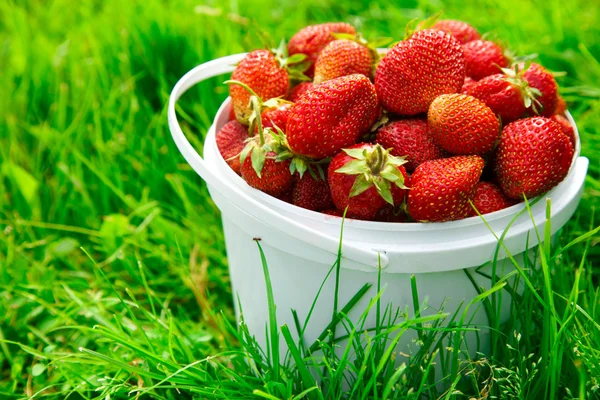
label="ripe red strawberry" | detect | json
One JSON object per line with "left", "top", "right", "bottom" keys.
{"left": 314, "top": 39, "right": 373, "bottom": 84}
{"left": 288, "top": 22, "right": 357, "bottom": 78}
{"left": 375, "top": 29, "right": 465, "bottom": 115}
{"left": 216, "top": 120, "right": 249, "bottom": 175}
{"left": 495, "top": 117, "right": 574, "bottom": 199}
{"left": 292, "top": 172, "right": 334, "bottom": 211}
{"left": 375, "top": 119, "right": 444, "bottom": 172}
{"left": 469, "top": 74, "right": 527, "bottom": 122}
{"left": 555, "top": 95, "right": 567, "bottom": 115}
{"left": 432, "top": 20, "right": 481, "bottom": 44}
{"left": 522, "top": 63, "right": 558, "bottom": 117}
{"left": 240, "top": 151, "right": 293, "bottom": 196}
{"left": 408, "top": 155, "right": 484, "bottom": 222}
{"left": 428, "top": 94, "right": 500, "bottom": 155}
{"left": 550, "top": 114, "right": 576, "bottom": 147}
{"left": 289, "top": 82, "right": 314, "bottom": 102}
{"left": 462, "top": 76, "right": 478, "bottom": 94}
{"left": 229, "top": 50, "right": 289, "bottom": 123}
{"left": 462, "top": 40, "right": 507, "bottom": 80}
{"left": 469, "top": 182, "right": 515, "bottom": 216}
{"left": 287, "top": 74, "right": 379, "bottom": 158}
{"left": 328, "top": 144, "right": 409, "bottom": 220}
{"left": 256, "top": 102, "right": 293, "bottom": 133}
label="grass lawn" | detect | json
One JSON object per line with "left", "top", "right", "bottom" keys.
{"left": 2, "top": 0, "right": 600, "bottom": 398}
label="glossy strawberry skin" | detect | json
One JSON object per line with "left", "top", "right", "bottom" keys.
{"left": 230, "top": 50, "right": 289, "bottom": 123}
{"left": 428, "top": 94, "right": 500, "bottom": 155}
{"left": 289, "top": 82, "right": 314, "bottom": 102}
{"left": 255, "top": 103, "right": 293, "bottom": 133}
{"left": 292, "top": 173, "right": 334, "bottom": 211}
{"left": 287, "top": 74, "right": 379, "bottom": 158}
{"left": 240, "top": 152, "right": 293, "bottom": 197}
{"left": 469, "top": 182, "right": 515, "bottom": 216}
{"left": 375, "top": 119, "right": 444, "bottom": 172}
{"left": 432, "top": 20, "right": 481, "bottom": 44}
{"left": 314, "top": 39, "right": 373, "bottom": 84}
{"left": 462, "top": 76, "right": 478, "bottom": 94}
{"left": 408, "top": 155, "right": 484, "bottom": 222}
{"left": 523, "top": 63, "right": 558, "bottom": 117}
{"left": 288, "top": 22, "right": 356, "bottom": 78}
{"left": 470, "top": 74, "right": 526, "bottom": 123}
{"left": 495, "top": 117, "right": 574, "bottom": 199}
{"left": 328, "top": 144, "right": 409, "bottom": 220}
{"left": 216, "top": 120, "right": 249, "bottom": 175}
{"left": 550, "top": 114, "right": 576, "bottom": 147}
{"left": 375, "top": 29, "right": 465, "bottom": 115}
{"left": 462, "top": 40, "right": 507, "bottom": 81}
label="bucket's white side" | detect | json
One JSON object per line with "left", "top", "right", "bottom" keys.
{"left": 221, "top": 210, "right": 530, "bottom": 364}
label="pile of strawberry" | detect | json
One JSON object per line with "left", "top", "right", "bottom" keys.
{"left": 216, "top": 19, "right": 575, "bottom": 222}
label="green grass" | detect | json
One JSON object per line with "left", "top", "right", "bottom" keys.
{"left": 2, "top": 0, "right": 600, "bottom": 398}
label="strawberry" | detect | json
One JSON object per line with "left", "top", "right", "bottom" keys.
{"left": 216, "top": 120, "right": 250, "bottom": 175}
{"left": 328, "top": 144, "right": 409, "bottom": 220}
{"left": 408, "top": 155, "right": 484, "bottom": 222}
{"left": 462, "top": 40, "right": 507, "bottom": 80}
{"left": 428, "top": 94, "right": 500, "bottom": 155}
{"left": 292, "top": 172, "right": 334, "bottom": 211}
{"left": 462, "top": 76, "right": 478, "bottom": 94}
{"left": 286, "top": 74, "right": 379, "bottom": 158}
{"left": 375, "top": 119, "right": 444, "bottom": 172}
{"left": 522, "top": 63, "right": 558, "bottom": 117}
{"left": 240, "top": 151, "right": 293, "bottom": 196}
{"left": 229, "top": 50, "right": 289, "bottom": 123}
{"left": 495, "top": 117, "right": 574, "bottom": 199}
{"left": 469, "top": 73, "right": 527, "bottom": 123}
{"left": 375, "top": 29, "right": 465, "bottom": 115}
{"left": 555, "top": 95, "right": 567, "bottom": 115}
{"left": 314, "top": 39, "right": 373, "bottom": 84}
{"left": 432, "top": 19, "right": 481, "bottom": 44}
{"left": 469, "top": 182, "right": 515, "bottom": 216}
{"left": 257, "top": 102, "right": 293, "bottom": 133}
{"left": 289, "top": 82, "right": 314, "bottom": 102}
{"left": 288, "top": 22, "right": 357, "bottom": 78}
{"left": 550, "top": 114, "right": 576, "bottom": 147}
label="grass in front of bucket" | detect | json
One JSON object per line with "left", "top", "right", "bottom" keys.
{"left": 1, "top": 0, "right": 600, "bottom": 398}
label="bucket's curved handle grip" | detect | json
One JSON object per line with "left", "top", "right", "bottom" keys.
{"left": 168, "top": 54, "right": 389, "bottom": 269}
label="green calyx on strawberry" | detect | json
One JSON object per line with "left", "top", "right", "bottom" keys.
{"left": 405, "top": 10, "right": 445, "bottom": 39}
{"left": 335, "top": 144, "right": 408, "bottom": 206}
{"left": 270, "top": 39, "right": 312, "bottom": 82}
{"left": 500, "top": 64, "right": 543, "bottom": 112}
{"left": 224, "top": 80, "right": 288, "bottom": 135}
{"left": 332, "top": 32, "right": 393, "bottom": 63}
{"left": 268, "top": 125, "right": 328, "bottom": 180}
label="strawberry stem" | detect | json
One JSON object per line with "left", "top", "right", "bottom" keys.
{"left": 250, "top": 96, "right": 265, "bottom": 145}
{"left": 224, "top": 80, "right": 260, "bottom": 99}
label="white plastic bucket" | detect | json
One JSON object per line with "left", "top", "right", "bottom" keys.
{"left": 168, "top": 54, "right": 588, "bottom": 361}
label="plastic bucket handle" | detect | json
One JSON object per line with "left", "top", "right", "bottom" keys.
{"left": 167, "top": 53, "right": 390, "bottom": 269}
